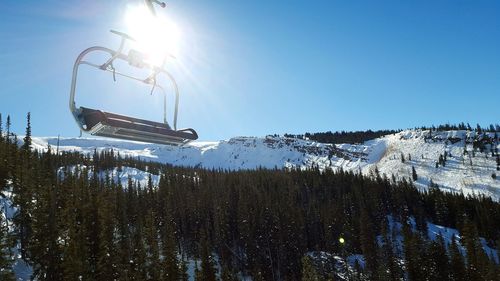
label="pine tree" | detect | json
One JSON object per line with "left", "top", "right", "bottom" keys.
{"left": 5, "top": 115, "right": 10, "bottom": 142}
{"left": 160, "top": 212, "right": 180, "bottom": 281}
{"left": 144, "top": 212, "right": 161, "bottom": 281}
{"left": 30, "top": 148, "right": 64, "bottom": 281}
{"left": 377, "top": 218, "right": 401, "bottom": 281}
{"left": 0, "top": 113, "right": 3, "bottom": 140}
{"left": 359, "top": 209, "right": 377, "bottom": 277}
{"left": 439, "top": 154, "right": 445, "bottom": 166}
{"left": 402, "top": 222, "right": 424, "bottom": 281}
{"left": 496, "top": 154, "right": 500, "bottom": 171}
{"left": 22, "top": 112, "right": 31, "bottom": 151}
{"left": 484, "top": 253, "right": 500, "bottom": 280}
{"left": 412, "top": 166, "right": 418, "bottom": 181}
{"left": 180, "top": 256, "right": 189, "bottom": 281}
{"left": 12, "top": 115, "right": 34, "bottom": 261}
{"left": 61, "top": 223, "right": 85, "bottom": 281}
{"left": 199, "top": 235, "right": 217, "bottom": 281}
{"left": 194, "top": 261, "right": 202, "bottom": 281}
{"left": 476, "top": 124, "right": 482, "bottom": 134}
{"left": 95, "top": 191, "right": 118, "bottom": 281}
{"left": 462, "top": 220, "right": 487, "bottom": 281}
{"left": 449, "top": 235, "right": 467, "bottom": 281}
{"left": 129, "top": 222, "right": 147, "bottom": 280}
{"left": 115, "top": 183, "right": 132, "bottom": 280}
{"left": 0, "top": 165, "right": 5, "bottom": 194}
{"left": 426, "top": 234, "right": 450, "bottom": 280}
{"left": 301, "top": 256, "right": 322, "bottom": 281}
{"left": 221, "top": 264, "right": 239, "bottom": 281}
{"left": 0, "top": 127, "right": 6, "bottom": 190}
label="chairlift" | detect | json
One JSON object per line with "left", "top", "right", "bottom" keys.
{"left": 69, "top": 0, "right": 198, "bottom": 146}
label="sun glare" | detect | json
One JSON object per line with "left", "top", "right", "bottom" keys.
{"left": 124, "top": 5, "right": 180, "bottom": 66}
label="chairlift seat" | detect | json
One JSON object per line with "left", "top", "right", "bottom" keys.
{"left": 77, "top": 107, "right": 197, "bottom": 146}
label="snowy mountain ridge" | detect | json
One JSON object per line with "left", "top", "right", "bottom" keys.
{"left": 30, "top": 129, "right": 500, "bottom": 200}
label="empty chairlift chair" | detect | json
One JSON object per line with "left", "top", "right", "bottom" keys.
{"left": 69, "top": 30, "right": 198, "bottom": 146}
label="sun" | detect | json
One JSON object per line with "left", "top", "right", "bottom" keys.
{"left": 124, "top": 5, "right": 180, "bottom": 66}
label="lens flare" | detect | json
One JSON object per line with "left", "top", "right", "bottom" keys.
{"left": 124, "top": 5, "right": 180, "bottom": 66}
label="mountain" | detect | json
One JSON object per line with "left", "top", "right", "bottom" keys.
{"left": 31, "top": 129, "right": 500, "bottom": 201}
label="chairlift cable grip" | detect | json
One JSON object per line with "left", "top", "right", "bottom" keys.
{"left": 145, "top": 0, "right": 166, "bottom": 16}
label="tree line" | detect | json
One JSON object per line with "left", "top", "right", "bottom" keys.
{"left": 279, "top": 122, "right": 500, "bottom": 146}
{"left": 282, "top": 130, "right": 400, "bottom": 144}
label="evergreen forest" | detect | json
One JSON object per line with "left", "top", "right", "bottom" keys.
{"left": 0, "top": 113, "right": 499, "bottom": 280}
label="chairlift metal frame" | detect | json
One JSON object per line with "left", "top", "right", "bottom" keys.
{"left": 69, "top": 1, "right": 197, "bottom": 146}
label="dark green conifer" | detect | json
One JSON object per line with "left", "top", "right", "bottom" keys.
{"left": 144, "top": 212, "right": 161, "bottom": 280}
{"left": 402, "top": 222, "right": 424, "bottom": 281}
{"left": 426, "top": 234, "right": 450, "bottom": 280}
{"left": 199, "top": 235, "right": 217, "bottom": 281}
{"left": 359, "top": 209, "right": 377, "bottom": 277}
{"left": 22, "top": 113, "right": 31, "bottom": 151}
{"left": 0, "top": 113, "right": 3, "bottom": 140}
{"left": 301, "top": 256, "right": 321, "bottom": 281}
{"left": 412, "top": 166, "right": 417, "bottom": 181}
{"left": 462, "top": 220, "right": 488, "bottom": 281}
{"left": 5, "top": 115, "right": 10, "bottom": 142}
{"left": 160, "top": 213, "right": 180, "bottom": 280}
{"left": 377, "top": 218, "right": 401, "bottom": 281}
{"left": 221, "top": 263, "right": 239, "bottom": 281}
{"left": 449, "top": 235, "right": 467, "bottom": 281}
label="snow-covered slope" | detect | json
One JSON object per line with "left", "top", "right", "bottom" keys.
{"left": 58, "top": 165, "right": 160, "bottom": 188}
{"left": 30, "top": 130, "right": 500, "bottom": 200}
{"left": 368, "top": 130, "right": 500, "bottom": 200}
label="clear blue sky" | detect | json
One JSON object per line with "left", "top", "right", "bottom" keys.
{"left": 1, "top": 0, "right": 499, "bottom": 141}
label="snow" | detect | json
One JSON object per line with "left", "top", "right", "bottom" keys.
{"left": 58, "top": 165, "right": 160, "bottom": 188}
{"left": 1, "top": 189, "right": 33, "bottom": 281}
{"left": 384, "top": 215, "right": 499, "bottom": 264}
{"left": 426, "top": 221, "right": 499, "bottom": 264}
{"left": 30, "top": 129, "right": 500, "bottom": 201}
{"left": 306, "top": 251, "right": 367, "bottom": 280}
{"left": 366, "top": 130, "right": 500, "bottom": 200}
{"left": 32, "top": 136, "right": 346, "bottom": 171}
{"left": 346, "top": 254, "right": 366, "bottom": 269}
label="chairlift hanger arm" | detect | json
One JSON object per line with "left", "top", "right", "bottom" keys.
{"left": 80, "top": 60, "right": 173, "bottom": 127}
{"left": 100, "top": 30, "right": 135, "bottom": 71}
